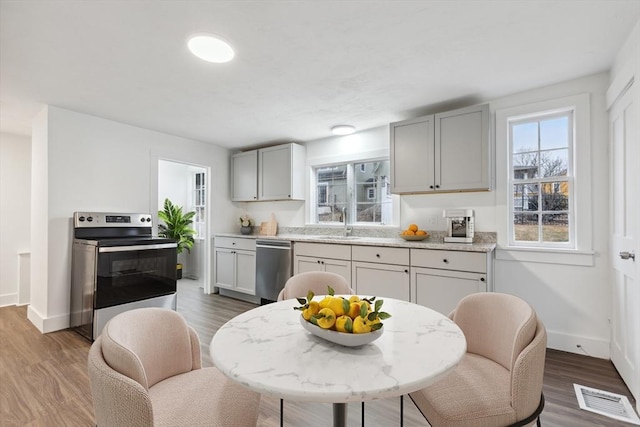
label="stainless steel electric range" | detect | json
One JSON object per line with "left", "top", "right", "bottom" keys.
{"left": 69, "top": 212, "right": 178, "bottom": 341}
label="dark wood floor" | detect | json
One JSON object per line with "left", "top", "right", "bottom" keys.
{"left": 0, "top": 279, "right": 636, "bottom": 426}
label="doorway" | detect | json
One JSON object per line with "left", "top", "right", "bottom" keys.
{"left": 157, "top": 159, "right": 208, "bottom": 288}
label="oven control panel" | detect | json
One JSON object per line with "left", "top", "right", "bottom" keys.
{"left": 74, "top": 212, "right": 153, "bottom": 228}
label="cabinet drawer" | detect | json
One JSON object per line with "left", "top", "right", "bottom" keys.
{"left": 411, "top": 249, "right": 486, "bottom": 273}
{"left": 294, "top": 242, "right": 351, "bottom": 260}
{"left": 352, "top": 245, "right": 409, "bottom": 265}
{"left": 214, "top": 237, "right": 256, "bottom": 251}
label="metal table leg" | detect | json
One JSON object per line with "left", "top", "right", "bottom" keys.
{"left": 333, "top": 403, "right": 347, "bottom": 427}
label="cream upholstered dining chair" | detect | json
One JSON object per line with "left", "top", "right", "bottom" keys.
{"left": 409, "top": 292, "right": 547, "bottom": 427}
{"left": 87, "top": 307, "right": 260, "bottom": 427}
{"left": 277, "top": 271, "right": 354, "bottom": 301}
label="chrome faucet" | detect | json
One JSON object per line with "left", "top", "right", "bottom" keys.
{"left": 343, "top": 208, "right": 352, "bottom": 237}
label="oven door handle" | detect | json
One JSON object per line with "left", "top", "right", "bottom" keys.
{"left": 98, "top": 243, "right": 178, "bottom": 253}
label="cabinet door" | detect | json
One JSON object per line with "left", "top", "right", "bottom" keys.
{"left": 435, "top": 104, "right": 490, "bottom": 191}
{"left": 323, "top": 259, "right": 352, "bottom": 284}
{"left": 353, "top": 262, "right": 410, "bottom": 301}
{"left": 412, "top": 267, "right": 487, "bottom": 315}
{"left": 294, "top": 255, "right": 324, "bottom": 275}
{"left": 214, "top": 248, "right": 235, "bottom": 290}
{"left": 231, "top": 150, "right": 258, "bottom": 201}
{"left": 235, "top": 250, "right": 256, "bottom": 295}
{"left": 390, "top": 115, "right": 435, "bottom": 193}
{"left": 259, "top": 144, "right": 292, "bottom": 200}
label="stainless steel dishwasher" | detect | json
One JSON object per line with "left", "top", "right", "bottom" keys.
{"left": 255, "top": 239, "right": 292, "bottom": 304}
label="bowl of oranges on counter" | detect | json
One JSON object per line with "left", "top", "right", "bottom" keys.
{"left": 295, "top": 286, "right": 391, "bottom": 347}
{"left": 400, "top": 223, "right": 429, "bottom": 241}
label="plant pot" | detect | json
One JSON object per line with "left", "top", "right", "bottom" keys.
{"left": 176, "top": 263, "right": 183, "bottom": 280}
{"left": 240, "top": 226, "right": 252, "bottom": 235}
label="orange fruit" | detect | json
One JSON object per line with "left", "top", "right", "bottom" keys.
{"left": 416, "top": 230, "right": 427, "bottom": 236}
{"left": 405, "top": 230, "right": 415, "bottom": 235}
{"left": 408, "top": 224, "right": 418, "bottom": 232}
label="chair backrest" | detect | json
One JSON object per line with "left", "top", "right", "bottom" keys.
{"left": 452, "top": 293, "right": 537, "bottom": 372}
{"left": 277, "top": 271, "right": 353, "bottom": 301}
{"left": 100, "top": 308, "right": 197, "bottom": 390}
{"left": 512, "top": 317, "right": 547, "bottom": 420}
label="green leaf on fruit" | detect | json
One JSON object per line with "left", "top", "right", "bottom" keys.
{"left": 375, "top": 299, "right": 383, "bottom": 312}
{"left": 370, "top": 323, "right": 383, "bottom": 331}
{"left": 367, "top": 312, "right": 378, "bottom": 321}
{"left": 327, "top": 285, "right": 335, "bottom": 296}
{"left": 342, "top": 299, "right": 350, "bottom": 313}
{"left": 360, "top": 304, "right": 368, "bottom": 318}
{"left": 378, "top": 312, "right": 392, "bottom": 320}
{"left": 296, "top": 297, "right": 307, "bottom": 305}
{"left": 307, "top": 290, "right": 314, "bottom": 301}
{"left": 345, "top": 317, "right": 353, "bottom": 333}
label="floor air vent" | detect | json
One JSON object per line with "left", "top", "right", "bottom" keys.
{"left": 574, "top": 384, "right": 640, "bottom": 425}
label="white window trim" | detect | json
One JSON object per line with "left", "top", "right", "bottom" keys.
{"left": 495, "top": 94, "right": 594, "bottom": 266}
{"left": 306, "top": 149, "right": 400, "bottom": 227}
{"left": 508, "top": 109, "right": 574, "bottom": 249}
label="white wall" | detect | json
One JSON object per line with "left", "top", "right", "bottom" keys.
{"left": 0, "top": 132, "right": 31, "bottom": 306}
{"left": 29, "top": 106, "right": 234, "bottom": 332}
{"left": 158, "top": 160, "right": 190, "bottom": 210}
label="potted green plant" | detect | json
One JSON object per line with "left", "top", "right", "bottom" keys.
{"left": 158, "top": 198, "right": 196, "bottom": 279}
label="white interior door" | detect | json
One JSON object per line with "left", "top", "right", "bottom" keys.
{"left": 609, "top": 83, "right": 639, "bottom": 407}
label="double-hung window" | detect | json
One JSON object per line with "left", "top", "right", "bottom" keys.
{"left": 509, "top": 111, "right": 573, "bottom": 247}
{"left": 313, "top": 160, "right": 392, "bottom": 225}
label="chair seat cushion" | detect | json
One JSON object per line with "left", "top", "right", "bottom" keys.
{"left": 409, "top": 353, "right": 516, "bottom": 427}
{"left": 149, "top": 367, "right": 260, "bottom": 427}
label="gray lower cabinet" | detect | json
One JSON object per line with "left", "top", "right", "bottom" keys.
{"left": 292, "top": 241, "right": 493, "bottom": 311}
{"left": 410, "top": 248, "right": 491, "bottom": 315}
{"left": 214, "top": 237, "right": 256, "bottom": 295}
{"left": 352, "top": 246, "right": 410, "bottom": 301}
{"left": 412, "top": 268, "right": 487, "bottom": 316}
{"left": 293, "top": 242, "right": 351, "bottom": 283}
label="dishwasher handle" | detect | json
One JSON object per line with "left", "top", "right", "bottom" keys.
{"left": 256, "top": 240, "right": 291, "bottom": 249}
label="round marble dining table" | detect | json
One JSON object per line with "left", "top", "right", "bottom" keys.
{"left": 210, "top": 297, "right": 466, "bottom": 427}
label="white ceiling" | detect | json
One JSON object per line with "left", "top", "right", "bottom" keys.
{"left": 1, "top": 1, "right": 638, "bottom": 150}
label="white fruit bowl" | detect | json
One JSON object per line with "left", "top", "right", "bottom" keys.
{"left": 299, "top": 315, "right": 384, "bottom": 347}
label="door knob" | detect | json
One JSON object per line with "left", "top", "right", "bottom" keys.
{"left": 619, "top": 251, "right": 636, "bottom": 261}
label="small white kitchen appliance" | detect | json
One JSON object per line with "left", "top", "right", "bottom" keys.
{"left": 443, "top": 209, "right": 475, "bottom": 243}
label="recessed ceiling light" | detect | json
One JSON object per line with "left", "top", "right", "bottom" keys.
{"left": 331, "top": 125, "right": 356, "bottom": 135}
{"left": 187, "top": 33, "right": 235, "bottom": 63}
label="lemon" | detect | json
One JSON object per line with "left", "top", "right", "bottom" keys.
{"left": 318, "top": 296, "right": 333, "bottom": 309}
{"left": 347, "top": 302, "right": 361, "bottom": 319}
{"left": 302, "top": 301, "right": 320, "bottom": 321}
{"left": 348, "top": 295, "right": 360, "bottom": 303}
{"left": 335, "top": 315, "right": 353, "bottom": 333}
{"left": 315, "top": 308, "right": 336, "bottom": 329}
{"left": 352, "top": 316, "right": 371, "bottom": 334}
{"left": 327, "top": 297, "right": 349, "bottom": 317}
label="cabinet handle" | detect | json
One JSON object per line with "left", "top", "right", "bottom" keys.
{"left": 429, "top": 185, "right": 434, "bottom": 189}
{"left": 443, "top": 259, "right": 449, "bottom": 264}
{"left": 376, "top": 254, "right": 380, "bottom": 258}
{"left": 317, "top": 260, "right": 321, "bottom": 264}
{"left": 480, "top": 277, "right": 485, "bottom": 282}
{"left": 321, "top": 261, "right": 325, "bottom": 265}
{"left": 404, "top": 269, "right": 409, "bottom": 273}
{"left": 435, "top": 185, "right": 440, "bottom": 189}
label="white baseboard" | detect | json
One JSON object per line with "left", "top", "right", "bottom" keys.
{"left": 547, "top": 329, "right": 610, "bottom": 359}
{"left": 27, "top": 305, "right": 70, "bottom": 333}
{"left": 0, "top": 293, "right": 17, "bottom": 307}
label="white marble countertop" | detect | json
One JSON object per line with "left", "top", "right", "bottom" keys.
{"left": 210, "top": 297, "right": 466, "bottom": 403}
{"left": 214, "top": 232, "right": 496, "bottom": 253}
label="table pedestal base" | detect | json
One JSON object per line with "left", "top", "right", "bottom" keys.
{"left": 333, "top": 402, "right": 347, "bottom": 427}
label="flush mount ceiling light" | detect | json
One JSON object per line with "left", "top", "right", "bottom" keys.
{"left": 187, "top": 33, "right": 235, "bottom": 63}
{"left": 331, "top": 125, "right": 356, "bottom": 135}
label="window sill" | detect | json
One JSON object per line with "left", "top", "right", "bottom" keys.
{"left": 495, "top": 246, "right": 595, "bottom": 266}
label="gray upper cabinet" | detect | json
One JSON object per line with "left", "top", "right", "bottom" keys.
{"left": 390, "top": 104, "right": 490, "bottom": 194}
{"left": 231, "top": 150, "right": 258, "bottom": 201}
{"left": 231, "top": 142, "right": 306, "bottom": 202}
{"left": 390, "top": 115, "right": 435, "bottom": 193}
